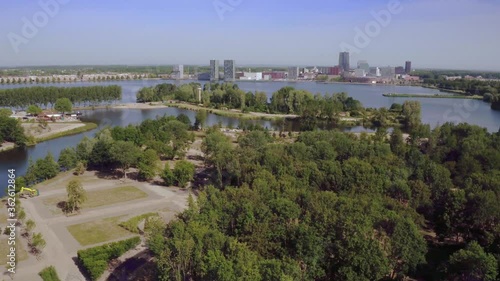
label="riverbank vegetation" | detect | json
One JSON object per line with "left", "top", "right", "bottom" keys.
{"left": 383, "top": 93, "right": 483, "bottom": 100}
{"left": 17, "top": 114, "right": 195, "bottom": 190}
{"left": 0, "top": 85, "right": 122, "bottom": 108}
{"left": 137, "top": 83, "right": 424, "bottom": 129}
{"left": 414, "top": 70, "right": 500, "bottom": 110}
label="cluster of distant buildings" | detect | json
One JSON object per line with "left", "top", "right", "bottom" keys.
{"left": 329, "top": 52, "right": 419, "bottom": 83}
{"left": 1, "top": 52, "right": 425, "bottom": 85}
{"left": 170, "top": 53, "right": 421, "bottom": 84}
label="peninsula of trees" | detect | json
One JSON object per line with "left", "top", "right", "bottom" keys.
{"left": 414, "top": 70, "right": 500, "bottom": 110}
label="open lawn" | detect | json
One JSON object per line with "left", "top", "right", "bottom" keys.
{"left": 67, "top": 216, "right": 136, "bottom": 246}
{"left": 0, "top": 237, "right": 28, "bottom": 265}
{"left": 42, "top": 186, "right": 148, "bottom": 214}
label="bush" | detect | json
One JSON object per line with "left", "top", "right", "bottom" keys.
{"left": 173, "top": 160, "right": 195, "bottom": 188}
{"left": 119, "top": 213, "right": 159, "bottom": 234}
{"left": 74, "top": 161, "right": 87, "bottom": 175}
{"left": 162, "top": 166, "right": 175, "bottom": 186}
{"left": 77, "top": 236, "right": 140, "bottom": 280}
{"left": 39, "top": 266, "right": 61, "bottom": 281}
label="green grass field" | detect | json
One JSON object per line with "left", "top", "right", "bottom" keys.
{"left": 43, "top": 186, "right": 148, "bottom": 214}
{"left": 67, "top": 216, "right": 136, "bottom": 246}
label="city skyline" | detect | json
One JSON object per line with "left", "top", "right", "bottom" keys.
{"left": 1, "top": 0, "right": 499, "bottom": 71}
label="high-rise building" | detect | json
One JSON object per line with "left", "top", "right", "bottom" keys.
{"left": 395, "top": 66, "right": 405, "bottom": 75}
{"left": 339, "top": 52, "right": 350, "bottom": 72}
{"left": 380, "top": 66, "right": 396, "bottom": 78}
{"left": 172, "top": 65, "right": 184, "bottom": 79}
{"left": 210, "top": 60, "right": 219, "bottom": 81}
{"left": 288, "top": 67, "right": 299, "bottom": 80}
{"left": 224, "top": 60, "right": 235, "bottom": 81}
{"left": 357, "top": 60, "right": 370, "bottom": 73}
{"left": 405, "top": 61, "right": 412, "bottom": 74}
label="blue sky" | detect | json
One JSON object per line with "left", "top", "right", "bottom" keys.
{"left": 0, "top": 0, "right": 499, "bottom": 70}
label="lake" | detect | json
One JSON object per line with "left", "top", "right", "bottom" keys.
{"left": 1, "top": 80, "right": 499, "bottom": 196}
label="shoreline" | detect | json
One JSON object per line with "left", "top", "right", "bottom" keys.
{"left": 77, "top": 102, "right": 369, "bottom": 124}
{"left": 166, "top": 103, "right": 298, "bottom": 121}
{"left": 0, "top": 142, "right": 15, "bottom": 152}
{"left": 0, "top": 122, "right": 97, "bottom": 153}
{"left": 74, "top": 102, "right": 298, "bottom": 121}
{"left": 33, "top": 122, "right": 97, "bottom": 143}
{"left": 383, "top": 93, "right": 483, "bottom": 100}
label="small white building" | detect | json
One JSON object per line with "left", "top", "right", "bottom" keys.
{"left": 240, "top": 72, "right": 263, "bottom": 81}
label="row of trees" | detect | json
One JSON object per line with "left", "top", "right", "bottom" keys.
{"left": 137, "top": 83, "right": 365, "bottom": 118}
{"left": 0, "top": 77, "right": 80, "bottom": 84}
{"left": 8, "top": 200, "right": 47, "bottom": 259}
{"left": 147, "top": 120, "right": 499, "bottom": 280}
{"left": 0, "top": 85, "right": 121, "bottom": 108}
{"left": 418, "top": 76, "right": 500, "bottom": 110}
{"left": 415, "top": 70, "right": 500, "bottom": 80}
{"left": 137, "top": 83, "right": 202, "bottom": 103}
{"left": 269, "top": 87, "right": 363, "bottom": 116}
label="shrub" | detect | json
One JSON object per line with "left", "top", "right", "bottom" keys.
{"left": 162, "top": 166, "right": 175, "bottom": 186}
{"left": 119, "top": 213, "right": 159, "bottom": 234}
{"left": 173, "top": 160, "right": 195, "bottom": 188}
{"left": 77, "top": 236, "right": 140, "bottom": 280}
{"left": 74, "top": 161, "right": 87, "bottom": 175}
{"left": 39, "top": 266, "right": 61, "bottom": 281}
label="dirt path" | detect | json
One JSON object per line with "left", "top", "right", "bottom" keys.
{"left": 16, "top": 198, "right": 84, "bottom": 281}
{"left": 4, "top": 175, "right": 189, "bottom": 281}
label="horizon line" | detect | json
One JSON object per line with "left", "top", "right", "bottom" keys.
{"left": 0, "top": 64, "right": 499, "bottom": 73}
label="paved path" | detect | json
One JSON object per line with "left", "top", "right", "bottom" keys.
{"left": 2, "top": 176, "right": 189, "bottom": 281}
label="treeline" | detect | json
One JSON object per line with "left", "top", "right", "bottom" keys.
{"left": 137, "top": 83, "right": 202, "bottom": 103}
{"left": 415, "top": 70, "right": 500, "bottom": 80}
{"left": 413, "top": 76, "right": 500, "bottom": 110}
{"left": 0, "top": 85, "right": 122, "bottom": 108}
{"left": 422, "top": 78, "right": 500, "bottom": 97}
{"left": 137, "top": 83, "right": 364, "bottom": 117}
{"left": 268, "top": 86, "right": 363, "bottom": 116}
{"left": 146, "top": 122, "right": 500, "bottom": 280}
